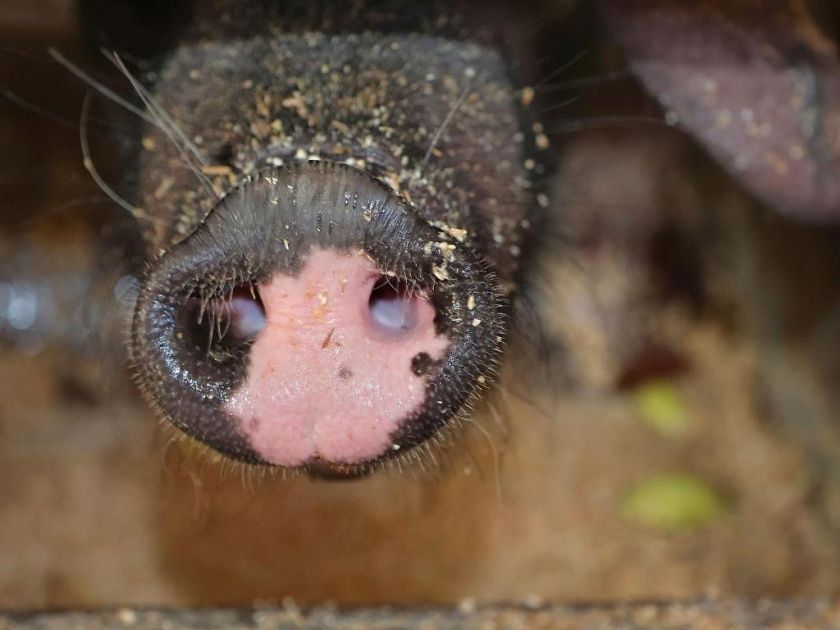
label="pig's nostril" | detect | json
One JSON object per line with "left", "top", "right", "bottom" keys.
{"left": 368, "top": 277, "right": 422, "bottom": 336}
{"left": 227, "top": 288, "right": 266, "bottom": 341}
{"left": 183, "top": 284, "right": 266, "bottom": 349}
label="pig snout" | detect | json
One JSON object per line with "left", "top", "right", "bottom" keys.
{"left": 130, "top": 162, "right": 505, "bottom": 474}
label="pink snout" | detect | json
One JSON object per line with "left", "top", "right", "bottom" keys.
{"left": 223, "top": 248, "right": 449, "bottom": 467}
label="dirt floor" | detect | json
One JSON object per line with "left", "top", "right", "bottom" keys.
{"left": 1, "top": 0, "right": 840, "bottom": 610}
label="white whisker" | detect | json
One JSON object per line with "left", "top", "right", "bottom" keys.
{"left": 536, "top": 69, "right": 632, "bottom": 94}
{"left": 49, "top": 48, "right": 158, "bottom": 126}
{"left": 550, "top": 115, "right": 666, "bottom": 134}
{"left": 533, "top": 49, "right": 588, "bottom": 88}
{"left": 538, "top": 94, "right": 583, "bottom": 115}
{"left": 486, "top": 400, "right": 510, "bottom": 438}
{"left": 423, "top": 76, "right": 473, "bottom": 165}
{"left": 106, "top": 51, "right": 220, "bottom": 200}
{"left": 464, "top": 415, "right": 504, "bottom": 503}
{"left": 79, "top": 91, "right": 157, "bottom": 224}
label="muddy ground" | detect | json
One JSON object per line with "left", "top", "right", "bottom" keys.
{"left": 1, "top": 0, "right": 839, "bottom": 609}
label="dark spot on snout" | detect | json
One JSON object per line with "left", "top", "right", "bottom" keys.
{"left": 411, "top": 352, "right": 435, "bottom": 376}
{"left": 338, "top": 366, "right": 353, "bottom": 380}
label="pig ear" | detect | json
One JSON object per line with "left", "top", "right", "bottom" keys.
{"left": 594, "top": 0, "right": 840, "bottom": 224}
{"left": 76, "top": 0, "right": 195, "bottom": 60}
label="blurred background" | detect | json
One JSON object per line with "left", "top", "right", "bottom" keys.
{"left": 1, "top": 0, "right": 839, "bottom": 609}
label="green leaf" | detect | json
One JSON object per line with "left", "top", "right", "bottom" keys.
{"left": 622, "top": 474, "right": 728, "bottom": 531}
{"left": 632, "top": 380, "right": 688, "bottom": 437}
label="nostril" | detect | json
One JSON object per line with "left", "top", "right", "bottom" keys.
{"left": 182, "top": 284, "right": 266, "bottom": 350}
{"left": 368, "top": 276, "right": 423, "bottom": 336}
{"left": 228, "top": 287, "right": 266, "bottom": 341}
